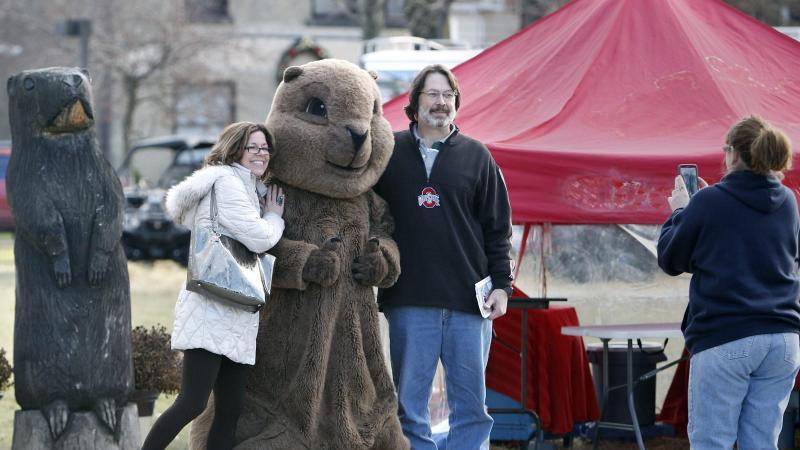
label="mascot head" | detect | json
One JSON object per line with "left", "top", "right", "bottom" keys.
{"left": 266, "top": 59, "right": 393, "bottom": 199}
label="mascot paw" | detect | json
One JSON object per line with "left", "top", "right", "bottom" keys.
{"left": 303, "top": 237, "right": 342, "bottom": 287}
{"left": 42, "top": 399, "right": 70, "bottom": 441}
{"left": 52, "top": 254, "right": 72, "bottom": 288}
{"left": 352, "top": 238, "right": 388, "bottom": 286}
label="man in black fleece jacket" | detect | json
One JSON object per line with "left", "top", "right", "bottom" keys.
{"left": 374, "top": 65, "right": 512, "bottom": 450}
{"left": 657, "top": 116, "right": 800, "bottom": 449}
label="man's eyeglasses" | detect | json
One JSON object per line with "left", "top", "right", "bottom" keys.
{"left": 422, "top": 90, "right": 456, "bottom": 101}
{"left": 245, "top": 145, "right": 274, "bottom": 155}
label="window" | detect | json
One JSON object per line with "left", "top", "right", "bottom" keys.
{"left": 186, "top": 0, "right": 230, "bottom": 23}
{"left": 385, "top": 0, "right": 406, "bottom": 27}
{"left": 309, "top": 0, "right": 406, "bottom": 27}
{"left": 174, "top": 82, "right": 235, "bottom": 136}
{"left": 310, "top": 0, "right": 359, "bottom": 25}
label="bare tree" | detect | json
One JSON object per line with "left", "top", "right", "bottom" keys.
{"left": 404, "top": 0, "right": 452, "bottom": 39}
{"left": 91, "top": 1, "right": 221, "bottom": 153}
{"left": 520, "top": 0, "right": 569, "bottom": 29}
{"left": 1, "top": 0, "right": 225, "bottom": 158}
{"left": 362, "top": 0, "right": 385, "bottom": 40}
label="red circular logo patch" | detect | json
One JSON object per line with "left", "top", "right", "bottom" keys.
{"left": 418, "top": 187, "right": 440, "bottom": 208}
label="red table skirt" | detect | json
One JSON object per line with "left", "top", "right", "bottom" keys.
{"left": 486, "top": 305, "right": 600, "bottom": 434}
{"left": 659, "top": 348, "right": 800, "bottom": 437}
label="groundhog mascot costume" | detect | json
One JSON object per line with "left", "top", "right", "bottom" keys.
{"left": 190, "top": 59, "right": 408, "bottom": 449}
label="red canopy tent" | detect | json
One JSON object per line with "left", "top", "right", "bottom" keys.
{"left": 383, "top": 0, "right": 800, "bottom": 225}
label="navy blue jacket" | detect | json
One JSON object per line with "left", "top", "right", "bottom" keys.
{"left": 374, "top": 125, "right": 512, "bottom": 315}
{"left": 658, "top": 170, "right": 800, "bottom": 354}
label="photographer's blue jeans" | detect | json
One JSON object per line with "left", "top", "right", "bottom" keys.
{"left": 688, "top": 333, "right": 800, "bottom": 450}
{"left": 385, "top": 306, "right": 493, "bottom": 450}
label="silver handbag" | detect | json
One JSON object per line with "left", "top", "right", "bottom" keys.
{"left": 186, "top": 184, "right": 275, "bottom": 313}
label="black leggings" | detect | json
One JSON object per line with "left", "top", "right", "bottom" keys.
{"left": 141, "top": 348, "right": 249, "bottom": 450}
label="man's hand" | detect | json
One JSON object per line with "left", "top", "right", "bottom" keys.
{"left": 484, "top": 288, "right": 508, "bottom": 320}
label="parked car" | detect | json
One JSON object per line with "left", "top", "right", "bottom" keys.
{"left": 117, "top": 135, "right": 215, "bottom": 265}
{"left": 0, "top": 141, "right": 13, "bottom": 231}
{"left": 359, "top": 36, "right": 481, "bottom": 102}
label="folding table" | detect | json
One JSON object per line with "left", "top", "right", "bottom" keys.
{"left": 561, "top": 323, "right": 683, "bottom": 450}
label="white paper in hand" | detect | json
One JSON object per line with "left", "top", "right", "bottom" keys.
{"left": 474, "top": 276, "right": 493, "bottom": 318}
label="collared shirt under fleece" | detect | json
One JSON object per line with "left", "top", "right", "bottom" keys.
{"left": 413, "top": 122, "right": 456, "bottom": 177}
{"left": 374, "top": 123, "right": 513, "bottom": 316}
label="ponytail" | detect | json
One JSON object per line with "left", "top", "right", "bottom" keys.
{"left": 749, "top": 127, "right": 792, "bottom": 175}
{"left": 726, "top": 116, "right": 793, "bottom": 176}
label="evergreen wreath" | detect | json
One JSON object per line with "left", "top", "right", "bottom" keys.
{"left": 276, "top": 36, "right": 331, "bottom": 82}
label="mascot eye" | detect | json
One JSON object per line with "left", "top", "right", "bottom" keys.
{"left": 305, "top": 98, "right": 327, "bottom": 117}
{"left": 23, "top": 78, "right": 35, "bottom": 91}
{"left": 373, "top": 100, "right": 379, "bottom": 115}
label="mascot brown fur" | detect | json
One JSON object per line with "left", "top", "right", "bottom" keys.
{"left": 189, "top": 59, "right": 408, "bottom": 449}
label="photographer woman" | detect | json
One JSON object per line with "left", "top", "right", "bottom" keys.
{"left": 658, "top": 116, "right": 800, "bottom": 449}
{"left": 142, "top": 122, "right": 285, "bottom": 449}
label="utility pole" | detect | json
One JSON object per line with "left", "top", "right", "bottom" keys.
{"left": 57, "top": 19, "right": 92, "bottom": 69}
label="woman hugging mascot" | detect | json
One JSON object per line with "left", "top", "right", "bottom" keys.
{"left": 190, "top": 59, "right": 409, "bottom": 450}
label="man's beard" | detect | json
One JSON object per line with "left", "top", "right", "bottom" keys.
{"left": 420, "top": 106, "right": 455, "bottom": 129}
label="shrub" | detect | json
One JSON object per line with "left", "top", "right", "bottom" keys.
{"left": 0, "top": 348, "right": 11, "bottom": 392}
{"left": 131, "top": 325, "right": 181, "bottom": 394}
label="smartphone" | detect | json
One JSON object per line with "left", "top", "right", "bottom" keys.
{"left": 678, "top": 164, "right": 699, "bottom": 196}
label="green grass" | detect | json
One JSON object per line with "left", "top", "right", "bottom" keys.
{"left": 0, "top": 232, "right": 547, "bottom": 449}
{"left": 0, "top": 233, "right": 189, "bottom": 449}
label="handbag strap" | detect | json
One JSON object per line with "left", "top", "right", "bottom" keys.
{"left": 209, "top": 183, "right": 220, "bottom": 235}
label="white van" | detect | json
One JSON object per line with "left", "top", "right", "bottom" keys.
{"left": 359, "top": 37, "right": 482, "bottom": 103}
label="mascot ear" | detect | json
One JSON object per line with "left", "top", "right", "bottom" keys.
{"left": 367, "top": 70, "right": 378, "bottom": 80}
{"left": 283, "top": 66, "right": 303, "bottom": 83}
{"left": 80, "top": 67, "right": 91, "bottom": 80}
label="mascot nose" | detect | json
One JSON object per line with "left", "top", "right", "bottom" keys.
{"left": 348, "top": 127, "right": 368, "bottom": 152}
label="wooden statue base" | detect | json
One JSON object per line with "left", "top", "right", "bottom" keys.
{"left": 12, "top": 403, "right": 140, "bottom": 450}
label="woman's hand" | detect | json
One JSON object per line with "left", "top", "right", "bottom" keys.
{"left": 668, "top": 175, "right": 709, "bottom": 211}
{"left": 668, "top": 175, "right": 690, "bottom": 211}
{"left": 264, "top": 184, "right": 285, "bottom": 217}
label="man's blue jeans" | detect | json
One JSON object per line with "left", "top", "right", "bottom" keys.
{"left": 384, "top": 306, "right": 493, "bottom": 450}
{"left": 688, "top": 333, "right": 800, "bottom": 450}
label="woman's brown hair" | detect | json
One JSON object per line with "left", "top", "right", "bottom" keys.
{"left": 204, "top": 121, "right": 273, "bottom": 181}
{"left": 404, "top": 64, "right": 461, "bottom": 122}
{"left": 726, "top": 116, "right": 792, "bottom": 175}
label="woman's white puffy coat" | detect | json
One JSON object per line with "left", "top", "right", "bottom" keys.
{"left": 164, "top": 163, "right": 284, "bottom": 364}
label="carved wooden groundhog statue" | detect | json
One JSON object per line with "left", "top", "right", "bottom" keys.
{"left": 190, "top": 59, "right": 408, "bottom": 449}
{"left": 7, "top": 67, "right": 133, "bottom": 440}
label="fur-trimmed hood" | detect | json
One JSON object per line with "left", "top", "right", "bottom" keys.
{"left": 165, "top": 165, "right": 234, "bottom": 226}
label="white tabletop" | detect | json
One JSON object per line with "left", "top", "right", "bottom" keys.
{"left": 561, "top": 323, "right": 682, "bottom": 340}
